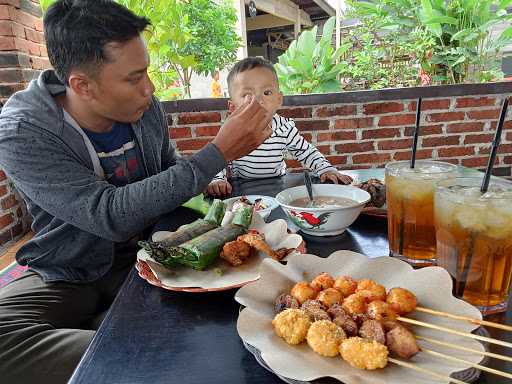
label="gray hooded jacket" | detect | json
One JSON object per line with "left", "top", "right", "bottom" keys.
{"left": 0, "top": 70, "right": 226, "bottom": 283}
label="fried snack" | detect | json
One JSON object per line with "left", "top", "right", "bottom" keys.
{"left": 316, "top": 288, "right": 343, "bottom": 308}
{"left": 342, "top": 293, "right": 368, "bottom": 316}
{"left": 311, "top": 272, "right": 335, "bottom": 291}
{"left": 367, "top": 300, "right": 398, "bottom": 322}
{"left": 386, "top": 325, "right": 420, "bottom": 359}
{"left": 291, "top": 282, "right": 319, "bottom": 305}
{"left": 237, "top": 233, "right": 292, "bottom": 261}
{"left": 339, "top": 337, "right": 388, "bottom": 370}
{"left": 328, "top": 304, "right": 358, "bottom": 337}
{"left": 356, "top": 178, "right": 386, "bottom": 208}
{"left": 274, "top": 293, "right": 300, "bottom": 314}
{"left": 301, "top": 300, "right": 330, "bottom": 322}
{"left": 220, "top": 240, "right": 254, "bottom": 266}
{"left": 306, "top": 320, "right": 347, "bottom": 357}
{"left": 356, "top": 279, "right": 386, "bottom": 302}
{"left": 386, "top": 287, "right": 417, "bottom": 315}
{"left": 272, "top": 309, "right": 311, "bottom": 345}
{"left": 333, "top": 276, "right": 358, "bottom": 297}
{"left": 359, "top": 319, "right": 386, "bottom": 345}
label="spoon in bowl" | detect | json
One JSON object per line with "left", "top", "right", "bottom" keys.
{"left": 303, "top": 171, "right": 316, "bottom": 208}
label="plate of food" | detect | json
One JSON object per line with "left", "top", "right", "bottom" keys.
{"left": 136, "top": 199, "right": 304, "bottom": 292}
{"left": 342, "top": 169, "right": 386, "bottom": 218}
{"left": 235, "top": 251, "right": 494, "bottom": 384}
{"left": 223, "top": 195, "right": 278, "bottom": 220}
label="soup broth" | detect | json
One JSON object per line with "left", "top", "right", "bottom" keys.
{"left": 290, "top": 196, "right": 358, "bottom": 208}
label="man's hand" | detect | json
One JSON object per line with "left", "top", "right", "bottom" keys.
{"left": 206, "top": 180, "right": 232, "bottom": 198}
{"left": 320, "top": 171, "right": 353, "bottom": 185}
{"left": 212, "top": 97, "right": 273, "bottom": 162}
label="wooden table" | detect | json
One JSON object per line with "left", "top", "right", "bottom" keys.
{"left": 69, "top": 174, "right": 511, "bottom": 384}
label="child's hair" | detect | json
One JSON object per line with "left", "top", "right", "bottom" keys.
{"left": 227, "top": 56, "right": 278, "bottom": 96}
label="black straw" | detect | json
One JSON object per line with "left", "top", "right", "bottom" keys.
{"left": 481, "top": 97, "right": 509, "bottom": 194}
{"left": 410, "top": 97, "right": 422, "bottom": 169}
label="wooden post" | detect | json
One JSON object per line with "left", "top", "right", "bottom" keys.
{"left": 234, "top": 0, "right": 248, "bottom": 59}
{"left": 294, "top": 7, "right": 301, "bottom": 39}
{"left": 336, "top": 0, "right": 341, "bottom": 50}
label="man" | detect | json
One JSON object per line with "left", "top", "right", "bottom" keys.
{"left": 0, "top": 1, "right": 272, "bottom": 383}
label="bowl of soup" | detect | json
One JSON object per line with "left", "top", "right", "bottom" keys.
{"left": 275, "top": 184, "right": 371, "bottom": 236}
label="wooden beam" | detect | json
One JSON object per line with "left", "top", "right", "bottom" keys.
{"left": 244, "top": 0, "right": 312, "bottom": 27}
{"left": 246, "top": 14, "right": 292, "bottom": 31}
{"left": 313, "top": 0, "right": 335, "bottom": 16}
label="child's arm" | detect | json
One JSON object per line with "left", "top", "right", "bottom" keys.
{"left": 206, "top": 169, "right": 232, "bottom": 197}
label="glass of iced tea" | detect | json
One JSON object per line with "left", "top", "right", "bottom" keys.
{"left": 435, "top": 177, "right": 512, "bottom": 314}
{"left": 385, "top": 160, "right": 458, "bottom": 266}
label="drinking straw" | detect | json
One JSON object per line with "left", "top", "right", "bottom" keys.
{"left": 410, "top": 97, "right": 422, "bottom": 169}
{"left": 458, "top": 97, "right": 509, "bottom": 298}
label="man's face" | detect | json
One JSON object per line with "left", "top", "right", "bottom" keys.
{"left": 87, "top": 36, "right": 155, "bottom": 124}
{"left": 229, "top": 67, "right": 282, "bottom": 115}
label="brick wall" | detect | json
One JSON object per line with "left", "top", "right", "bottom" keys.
{"left": 0, "top": 0, "right": 47, "bottom": 249}
{"left": 164, "top": 85, "right": 512, "bottom": 178}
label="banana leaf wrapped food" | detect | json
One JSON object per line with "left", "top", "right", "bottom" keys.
{"left": 142, "top": 204, "right": 253, "bottom": 271}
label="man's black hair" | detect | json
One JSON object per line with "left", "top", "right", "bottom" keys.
{"left": 227, "top": 56, "right": 278, "bottom": 95}
{"left": 44, "top": 0, "right": 150, "bottom": 84}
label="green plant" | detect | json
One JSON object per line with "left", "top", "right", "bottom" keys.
{"left": 275, "top": 17, "right": 351, "bottom": 95}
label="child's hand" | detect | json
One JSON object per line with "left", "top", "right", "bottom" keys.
{"left": 206, "top": 180, "right": 232, "bottom": 197}
{"left": 320, "top": 171, "right": 353, "bottom": 185}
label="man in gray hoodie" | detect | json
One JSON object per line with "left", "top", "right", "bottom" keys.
{"left": 0, "top": 1, "right": 273, "bottom": 383}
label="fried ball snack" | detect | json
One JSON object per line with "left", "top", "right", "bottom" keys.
{"left": 328, "top": 304, "right": 358, "bottom": 337}
{"left": 274, "top": 293, "right": 300, "bottom": 314}
{"left": 272, "top": 308, "right": 311, "bottom": 345}
{"left": 386, "top": 287, "right": 417, "bottom": 315}
{"left": 310, "top": 272, "right": 335, "bottom": 291}
{"left": 333, "top": 276, "right": 358, "bottom": 297}
{"left": 220, "top": 240, "right": 254, "bottom": 266}
{"left": 367, "top": 300, "right": 398, "bottom": 322}
{"left": 339, "top": 337, "right": 388, "bottom": 370}
{"left": 342, "top": 293, "right": 368, "bottom": 316}
{"left": 358, "top": 319, "right": 386, "bottom": 345}
{"left": 386, "top": 325, "right": 420, "bottom": 359}
{"left": 291, "top": 282, "right": 319, "bottom": 305}
{"left": 306, "top": 320, "right": 346, "bottom": 357}
{"left": 356, "top": 279, "right": 386, "bottom": 302}
{"left": 301, "top": 299, "right": 330, "bottom": 322}
{"left": 316, "top": 288, "right": 343, "bottom": 308}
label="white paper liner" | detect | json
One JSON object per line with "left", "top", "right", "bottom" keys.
{"left": 137, "top": 214, "right": 303, "bottom": 290}
{"left": 235, "top": 251, "right": 486, "bottom": 384}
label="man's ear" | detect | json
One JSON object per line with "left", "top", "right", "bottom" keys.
{"left": 68, "top": 72, "right": 94, "bottom": 101}
{"left": 227, "top": 100, "right": 236, "bottom": 115}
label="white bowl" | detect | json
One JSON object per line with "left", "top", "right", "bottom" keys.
{"left": 275, "top": 184, "right": 371, "bottom": 236}
{"left": 223, "top": 195, "right": 278, "bottom": 220}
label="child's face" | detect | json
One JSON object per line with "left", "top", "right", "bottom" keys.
{"left": 229, "top": 67, "right": 283, "bottom": 115}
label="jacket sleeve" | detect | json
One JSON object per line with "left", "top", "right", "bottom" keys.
{"left": 0, "top": 119, "right": 226, "bottom": 242}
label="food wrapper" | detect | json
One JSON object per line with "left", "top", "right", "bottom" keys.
{"left": 235, "top": 251, "right": 485, "bottom": 384}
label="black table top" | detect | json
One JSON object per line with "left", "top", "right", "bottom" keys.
{"left": 69, "top": 174, "right": 511, "bottom": 384}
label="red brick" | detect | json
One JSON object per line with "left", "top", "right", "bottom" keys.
{"left": 0, "top": 36, "right": 15, "bottom": 50}
{"left": 426, "top": 112, "right": 465, "bottom": 123}
{"left": 277, "top": 107, "right": 312, "bottom": 118}
{"left": 326, "top": 155, "right": 347, "bottom": 165}
{"left": 0, "top": 1, "right": 21, "bottom": 7}
{"left": 438, "top": 147, "right": 475, "bottom": 157}
{"left": 352, "top": 153, "right": 391, "bottom": 164}
{"left": 363, "top": 102, "right": 404, "bottom": 115}
{"left": 12, "top": 9, "right": 39, "bottom": 30}
{"left": 335, "top": 117, "right": 373, "bottom": 129}
{"left": 479, "top": 144, "right": 512, "bottom": 155}
{"left": 446, "top": 122, "right": 485, "bottom": 133}
{"left": 0, "top": 20, "right": 12, "bottom": 35}
{"left": 378, "top": 114, "right": 416, "bottom": 127}
{"left": 316, "top": 145, "right": 330, "bottom": 155}
{"left": 0, "top": 185, "right": 6, "bottom": 197}
{"left": 504, "top": 156, "right": 512, "bottom": 165}
{"left": 409, "top": 99, "right": 451, "bottom": 111}
{"left": 39, "top": 44, "right": 47, "bottom": 57}
{"left": 422, "top": 136, "right": 460, "bottom": 147}
{"left": 315, "top": 105, "right": 356, "bottom": 117}
{"left": 436, "top": 158, "right": 460, "bottom": 165}
{"left": 455, "top": 97, "right": 496, "bottom": 108}
{"left": 34, "top": 18, "right": 43, "bottom": 32}
{"left": 195, "top": 125, "right": 220, "bottom": 137}
{"left": 462, "top": 157, "right": 489, "bottom": 167}
{"left": 404, "top": 125, "right": 443, "bottom": 136}
{"left": 30, "top": 56, "right": 50, "bottom": 70}
{"left": 393, "top": 149, "right": 432, "bottom": 161}
{"left": 464, "top": 134, "right": 494, "bottom": 144}
{"left": 176, "top": 139, "right": 211, "bottom": 151}
{"left": 317, "top": 131, "right": 357, "bottom": 142}
{"left": 0, "top": 213, "right": 13, "bottom": 229}
{"left": 0, "top": 5, "right": 11, "bottom": 20}
{"left": 295, "top": 120, "right": 329, "bottom": 131}
{"left": 505, "top": 120, "right": 512, "bottom": 130}
{"left": 24, "top": 28, "right": 44, "bottom": 44}
{"left": 378, "top": 138, "right": 413, "bottom": 150}
{"left": 334, "top": 142, "right": 374, "bottom": 153}
{"left": 0, "top": 170, "right": 6, "bottom": 181}
{"left": 169, "top": 127, "right": 191, "bottom": 139}
{"left": 177, "top": 112, "right": 221, "bottom": 125}
{"left": 467, "top": 109, "right": 500, "bottom": 120}
{"left": 1, "top": 194, "right": 17, "bottom": 209}
{"left": 338, "top": 165, "right": 370, "bottom": 170}
{"left": 362, "top": 128, "right": 400, "bottom": 139}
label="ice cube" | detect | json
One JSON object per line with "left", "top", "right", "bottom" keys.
{"left": 455, "top": 207, "right": 487, "bottom": 232}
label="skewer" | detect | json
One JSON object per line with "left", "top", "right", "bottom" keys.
{"left": 416, "top": 306, "right": 512, "bottom": 332}
{"left": 388, "top": 358, "right": 468, "bottom": 384}
{"left": 416, "top": 335, "right": 512, "bottom": 363}
{"left": 421, "top": 347, "right": 512, "bottom": 380}
{"left": 397, "top": 316, "right": 512, "bottom": 349}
